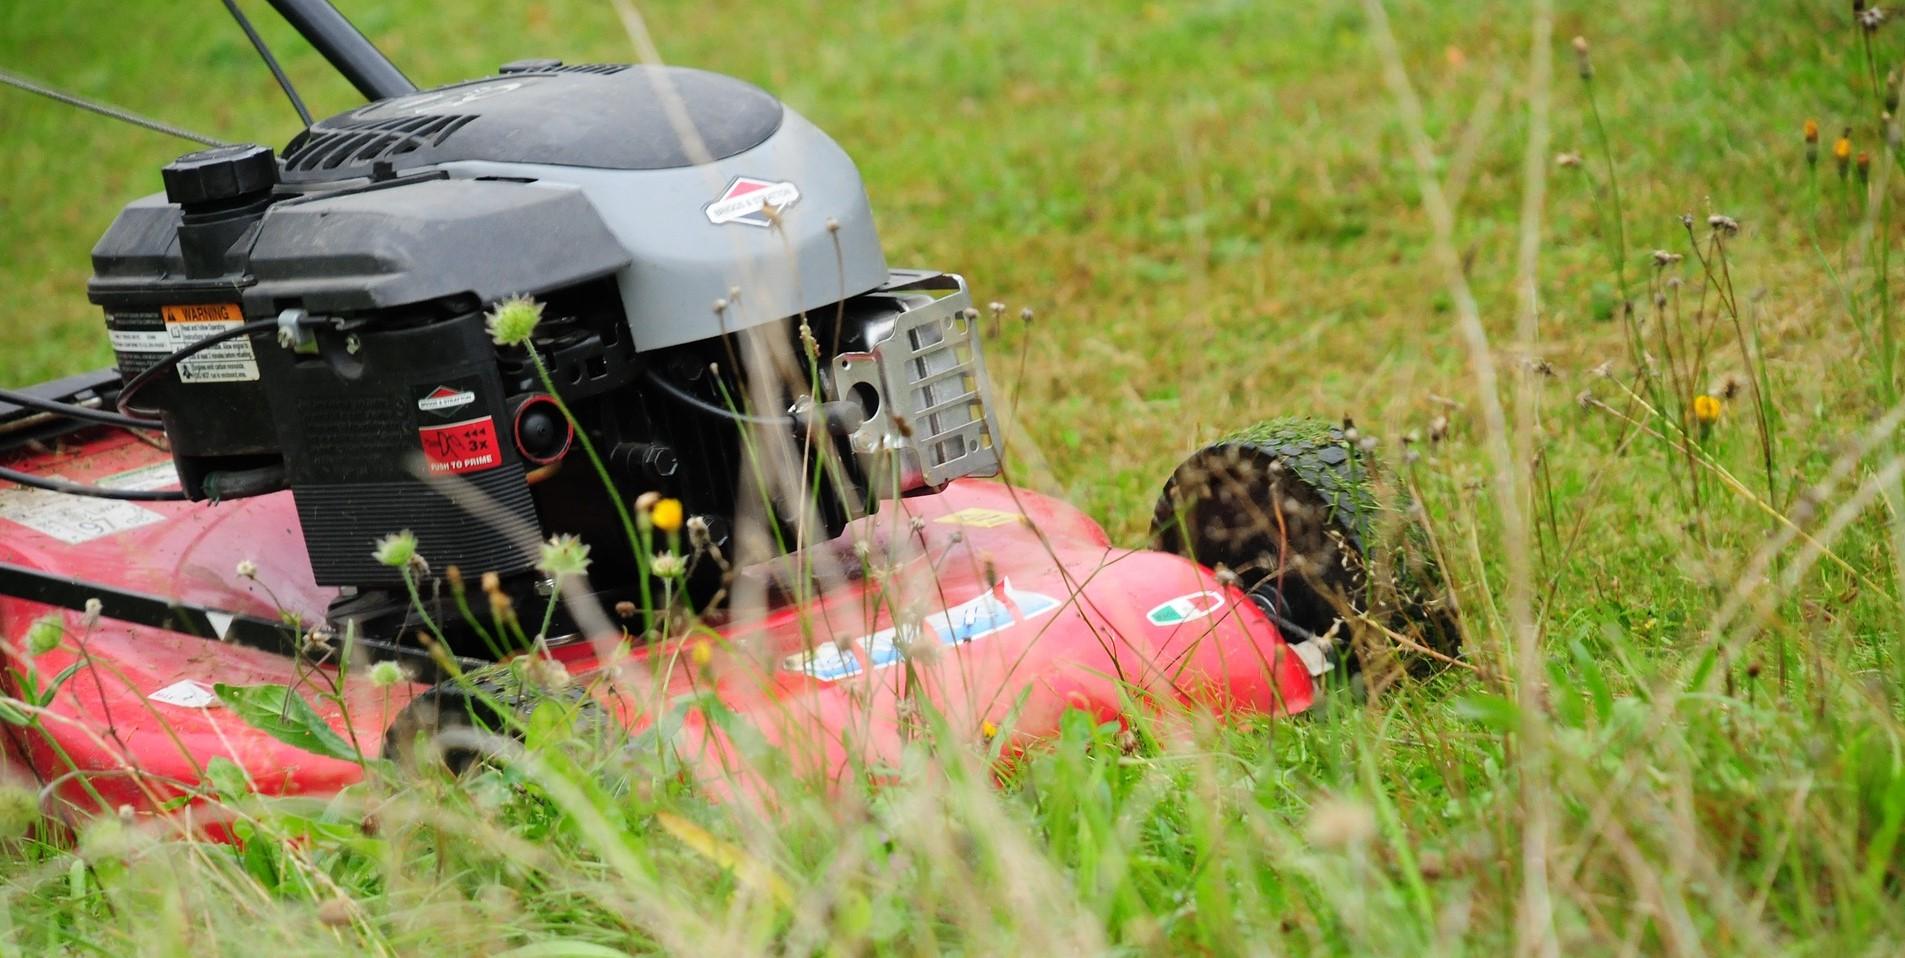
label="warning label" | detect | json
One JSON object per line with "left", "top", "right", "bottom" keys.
{"left": 419, "top": 417, "right": 501, "bottom": 475}
{"left": 160, "top": 303, "right": 259, "bottom": 384}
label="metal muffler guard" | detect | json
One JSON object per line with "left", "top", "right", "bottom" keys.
{"left": 829, "top": 271, "right": 1002, "bottom": 490}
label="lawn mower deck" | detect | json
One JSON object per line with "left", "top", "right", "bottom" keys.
{"left": 0, "top": 418, "right": 1315, "bottom": 821}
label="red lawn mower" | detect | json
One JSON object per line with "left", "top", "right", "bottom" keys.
{"left": 0, "top": 0, "right": 1449, "bottom": 822}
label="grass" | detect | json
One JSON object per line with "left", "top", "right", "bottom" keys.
{"left": 3, "top": 0, "right": 1905, "bottom": 953}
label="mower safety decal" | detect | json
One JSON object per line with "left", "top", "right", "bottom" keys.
{"left": 1145, "top": 591, "right": 1226, "bottom": 627}
{"left": 705, "top": 176, "right": 800, "bottom": 227}
{"left": 418, "top": 417, "right": 502, "bottom": 476}
{"left": 0, "top": 479, "right": 165, "bottom": 544}
{"left": 934, "top": 507, "right": 1025, "bottom": 529}
{"left": 160, "top": 303, "right": 259, "bottom": 384}
{"left": 782, "top": 579, "right": 1061, "bottom": 681}
{"left": 148, "top": 680, "right": 220, "bottom": 709}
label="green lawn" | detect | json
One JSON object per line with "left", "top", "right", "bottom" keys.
{"left": 3, "top": 0, "right": 1904, "bottom": 953}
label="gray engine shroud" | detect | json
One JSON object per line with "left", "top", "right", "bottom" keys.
{"left": 104, "top": 65, "right": 891, "bottom": 351}
{"left": 84, "top": 58, "right": 1004, "bottom": 599}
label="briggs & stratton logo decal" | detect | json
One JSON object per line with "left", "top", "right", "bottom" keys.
{"left": 417, "top": 385, "right": 476, "bottom": 415}
{"left": 705, "top": 176, "right": 801, "bottom": 227}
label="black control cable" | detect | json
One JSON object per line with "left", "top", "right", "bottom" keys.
{"left": 0, "top": 387, "right": 159, "bottom": 431}
{"left": 642, "top": 369, "right": 867, "bottom": 435}
{"left": 0, "top": 68, "right": 226, "bottom": 147}
{"left": 0, "top": 466, "right": 187, "bottom": 502}
{"left": 221, "top": 0, "right": 314, "bottom": 128}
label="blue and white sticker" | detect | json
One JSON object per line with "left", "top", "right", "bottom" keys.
{"left": 928, "top": 582, "right": 1060, "bottom": 646}
{"left": 781, "top": 641, "right": 865, "bottom": 682}
{"left": 1145, "top": 590, "right": 1226, "bottom": 626}
{"left": 783, "top": 580, "right": 1061, "bottom": 681}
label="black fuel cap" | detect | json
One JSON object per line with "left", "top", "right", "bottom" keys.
{"left": 162, "top": 144, "right": 277, "bottom": 209}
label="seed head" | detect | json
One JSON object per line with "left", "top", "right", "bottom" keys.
{"left": 300, "top": 628, "right": 334, "bottom": 657}
{"left": 368, "top": 660, "right": 406, "bottom": 688}
{"left": 536, "top": 533, "right": 592, "bottom": 580}
{"left": 0, "top": 785, "right": 39, "bottom": 840}
{"left": 77, "top": 816, "right": 131, "bottom": 863}
{"left": 1571, "top": 36, "right": 1592, "bottom": 79}
{"left": 1859, "top": 6, "right": 1887, "bottom": 32}
{"left": 316, "top": 897, "right": 353, "bottom": 928}
{"left": 1707, "top": 214, "right": 1740, "bottom": 235}
{"left": 1858, "top": 151, "right": 1873, "bottom": 185}
{"left": 1554, "top": 151, "right": 1583, "bottom": 168}
{"left": 651, "top": 552, "right": 686, "bottom": 578}
{"left": 1305, "top": 796, "right": 1377, "bottom": 850}
{"left": 372, "top": 530, "right": 418, "bottom": 569}
{"left": 518, "top": 655, "right": 571, "bottom": 691}
{"left": 1651, "top": 249, "right": 1683, "bottom": 268}
{"left": 235, "top": 559, "right": 258, "bottom": 580}
{"left": 1712, "top": 372, "right": 1746, "bottom": 400}
{"left": 614, "top": 600, "right": 637, "bottom": 619}
{"left": 485, "top": 295, "right": 543, "bottom": 347}
{"left": 24, "top": 615, "right": 61, "bottom": 656}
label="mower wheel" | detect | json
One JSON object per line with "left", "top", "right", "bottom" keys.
{"left": 1150, "top": 417, "right": 1455, "bottom": 676}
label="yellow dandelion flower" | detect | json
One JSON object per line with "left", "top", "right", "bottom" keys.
{"left": 1692, "top": 394, "right": 1722, "bottom": 424}
{"left": 1804, "top": 118, "right": 1820, "bottom": 143}
{"left": 690, "top": 640, "right": 713, "bottom": 667}
{"left": 650, "top": 497, "right": 684, "bottom": 533}
{"left": 981, "top": 720, "right": 999, "bottom": 739}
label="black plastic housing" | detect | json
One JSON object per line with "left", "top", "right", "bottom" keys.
{"left": 260, "top": 310, "right": 537, "bottom": 587}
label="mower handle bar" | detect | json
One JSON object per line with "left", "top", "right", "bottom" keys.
{"left": 264, "top": 0, "right": 416, "bottom": 102}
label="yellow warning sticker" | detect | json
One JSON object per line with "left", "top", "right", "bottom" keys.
{"left": 934, "top": 507, "right": 1025, "bottom": 529}
{"left": 160, "top": 303, "right": 258, "bottom": 383}
{"left": 160, "top": 303, "right": 243, "bottom": 325}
